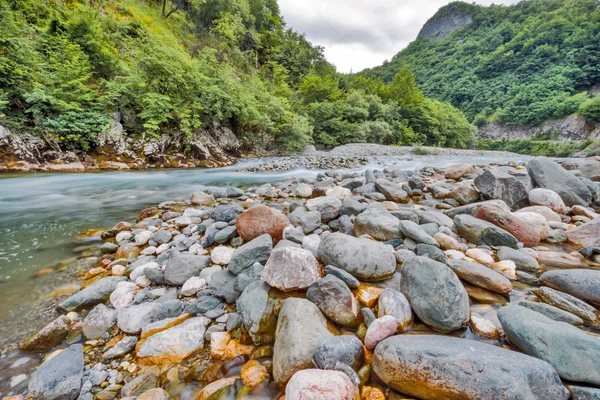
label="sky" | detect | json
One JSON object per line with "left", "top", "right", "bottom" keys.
{"left": 278, "top": 0, "right": 520, "bottom": 73}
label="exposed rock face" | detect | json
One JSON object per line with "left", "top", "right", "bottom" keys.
{"left": 373, "top": 335, "right": 569, "bottom": 400}
{"left": 417, "top": 3, "right": 474, "bottom": 42}
{"left": 478, "top": 115, "right": 600, "bottom": 142}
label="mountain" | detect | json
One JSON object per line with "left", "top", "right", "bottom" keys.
{"left": 361, "top": 0, "right": 600, "bottom": 131}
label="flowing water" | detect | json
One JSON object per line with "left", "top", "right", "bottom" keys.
{"left": 0, "top": 154, "right": 531, "bottom": 324}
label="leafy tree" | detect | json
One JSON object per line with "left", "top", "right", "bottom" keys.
{"left": 579, "top": 96, "right": 600, "bottom": 122}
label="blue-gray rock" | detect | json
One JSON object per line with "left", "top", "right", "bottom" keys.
{"left": 117, "top": 301, "right": 181, "bottom": 334}
{"left": 306, "top": 275, "right": 362, "bottom": 328}
{"left": 100, "top": 243, "right": 118, "bottom": 254}
{"left": 497, "top": 246, "right": 540, "bottom": 271}
{"left": 228, "top": 234, "right": 272, "bottom": 276}
{"left": 318, "top": 233, "right": 396, "bottom": 281}
{"left": 208, "top": 269, "right": 240, "bottom": 303}
{"left": 415, "top": 243, "right": 447, "bottom": 263}
{"left": 164, "top": 249, "right": 210, "bottom": 286}
{"left": 337, "top": 215, "right": 354, "bottom": 236}
{"left": 540, "top": 269, "right": 600, "bottom": 307}
{"left": 28, "top": 344, "right": 84, "bottom": 400}
{"left": 352, "top": 183, "right": 377, "bottom": 196}
{"left": 354, "top": 209, "right": 400, "bottom": 241}
{"left": 373, "top": 335, "right": 569, "bottom": 400}
{"left": 103, "top": 336, "right": 138, "bottom": 360}
{"left": 324, "top": 265, "right": 359, "bottom": 289}
{"left": 211, "top": 204, "right": 244, "bottom": 222}
{"left": 340, "top": 198, "right": 366, "bottom": 216}
{"left": 454, "top": 214, "right": 519, "bottom": 248}
{"left": 527, "top": 157, "right": 592, "bottom": 206}
{"left": 185, "top": 296, "right": 222, "bottom": 314}
{"left": 390, "top": 210, "right": 419, "bottom": 224}
{"left": 568, "top": 386, "right": 600, "bottom": 400}
{"left": 415, "top": 210, "right": 453, "bottom": 227}
{"left": 144, "top": 268, "right": 165, "bottom": 285}
{"left": 288, "top": 207, "right": 321, "bottom": 234}
{"left": 315, "top": 335, "right": 364, "bottom": 371}
{"left": 534, "top": 287, "right": 599, "bottom": 325}
{"left": 214, "top": 226, "right": 237, "bottom": 244}
{"left": 58, "top": 277, "right": 127, "bottom": 312}
{"left": 400, "top": 256, "right": 469, "bottom": 333}
{"left": 226, "top": 187, "right": 245, "bottom": 197}
{"left": 398, "top": 220, "right": 438, "bottom": 246}
{"left": 236, "top": 281, "right": 279, "bottom": 345}
{"left": 515, "top": 300, "right": 584, "bottom": 326}
{"left": 226, "top": 313, "right": 243, "bottom": 331}
{"left": 474, "top": 168, "right": 531, "bottom": 209}
{"left": 233, "top": 263, "right": 264, "bottom": 292}
{"left": 498, "top": 305, "right": 600, "bottom": 385}
{"left": 151, "top": 229, "right": 172, "bottom": 245}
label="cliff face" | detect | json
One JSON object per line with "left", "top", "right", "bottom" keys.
{"left": 477, "top": 115, "right": 600, "bottom": 141}
{"left": 416, "top": 2, "right": 475, "bottom": 42}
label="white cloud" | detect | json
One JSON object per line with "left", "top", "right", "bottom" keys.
{"left": 278, "top": 0, "right": 521, "bottom": 73}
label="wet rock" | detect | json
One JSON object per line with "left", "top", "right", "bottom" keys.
{"left": 58, "top": 277, "right": 127, "bottom": 312}
{"left": 315, "top": 335, "right": 364, "bottom": 371}
{"left": 447, "top": 259, "right": 512, "bottom": 294}
{"left": 475, "top": 204, "right": 540, "bottom": 247}
{"left": 240, "top": 360, "right": 269, "bottom": 389}
{"left": 474, "top": 168, "right": 530, "bottom": 209}
{"left": 490, "top": 260, "right": 517, "bottom": 280}
{"left": 365, "top": 316, "right": 398, "bottom": 350}
{"left": 529, "top": 188, "right": 569, "bottom": 215}
{"left": 103, "top": 335, "right": 138, "bottom": 360}
{"left": 354, "top": 209, "right": 400, "bottom": 241}
{"left": 540, "top": 269, "right": 600, "bottom": 307}
{"left": 164, "top": 250, "right": 210, "bottom": 286}
{"left": 400, "top": 256, "right": 469, "bottom": 333}
{"left": 191, "top": 192, "right": 215, "bottom": 206}
{"left": 534, "top": 287, "right": 598, "bottom": 325}
{"left": 194, "top": 376, "right": 238, "bottom": 400}
{"left": 285, "top": 369, "right": 359, "bottom": 400}
{"left": 373, "top": 335, "right": 569, "bottom": 400}
{"left": 527, "top": 157, "right": 592, "bottom": 207}
{"left": 306, "top": 275, "right": 362, "bottom": 328}
{"left": 454, "top": 214, "right": 519, "bottom": 248}
{"left": 445, "top": 164, "right": 474, "bottom": 180}
{"left": 497, "top": 246, "right": 540, "bottom": 271}
{"left": 137, "top": 317, "right": 210, "bottom": 364}
{"left": 273, "top": 298, "right": 332, "bottom": 386}
{"left": 324, "top": 265, "right": 360, "bottom": 289}
{"left": 28, "top": 344, "right": 84, "bottom": 400}
{"left": 377, "top": 288, "right": 412, "bottom": 331}
{"left": 515, "top": 300, "right": 584, "bottom": 326}
{"left": 236, "top": 205, "right": 290, "bottom": 242}
{"left": 236, "top": 281, "right": 279, "bottom": 345}
{"left": 20, "top": 315, "right": 70, "bottom": 352}
{"left": 318, "top": 233, "right": 396, "bottom": 281}
{"left": 568, "top": 218, "right": 600, "bottom": 248}
{"left": 82, "top": 304, "right": 116, "bottom": 339}
{"left": 498, "top": 305, "right": 600, "bottom": 385}
{"left": 261, "top": 247, "right": 322, "bottom": 292}
{"left": 306, "top": 196, "right": 342, "bottom": 222}
{"left": 121, "top": 374, "right": 157, "bottom": 398}
{"left": 465, "top": 248, "right": 494, "bottom": 265}
{"left": 228, "top": 234, "right": 272, "bottom": 276}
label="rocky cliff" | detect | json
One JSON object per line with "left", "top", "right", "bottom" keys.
{"left": 478, "top": 115, "right": 600, "bottom": 142}
{"left": 417, "top": 2, "right": 475, "bottom": 42}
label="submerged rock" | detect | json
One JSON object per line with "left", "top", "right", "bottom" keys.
{"left": 285, "top": 369, "right": 359, "bottom": 400}
{"left": 58, "top": 276, "right": 127, "bottom": 312}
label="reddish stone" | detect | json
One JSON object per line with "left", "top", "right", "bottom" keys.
{"left": 236, "top": 205, "right": 290, "bottom": 242}
{"left": 475, "top": 205, "right": 540, "bottom": 247}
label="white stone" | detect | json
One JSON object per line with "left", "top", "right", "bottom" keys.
{"left": 130, "top": 262, "right": 159, "bottom": 281}
{"left": 189, "top": 243, "right": 207, "bottom": 256}
{"left": 135, "top": 276, "right": 152, "bottom": 288}
{"left": 211, "top": 246, "right": 235, "bottom": 265}
{"left": 116, "top": 231, "right": 132, "bottom": 242}
{"left": 135, "top": 231, "right": 152, "bottom": 246}
{"left": 180, "top": 277, "right": 207, "bottom": 297}
{"left": 184, "top": 208, "right": 209, "bottom": 218}
{"left": 110, "top": 282, "right": 138, "bottom": 309}
{"left": 141, "top": 246, "right": 157, "bottom": 255}
{"left": 156, "top": 243, "right": 170, "bottom": 254}
{"left": 325, "top": 186, "right": 352, "bottom": 200}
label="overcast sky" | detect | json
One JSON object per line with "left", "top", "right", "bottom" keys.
{"left": 278, "top": 0, "right": 521, "bottom": 73}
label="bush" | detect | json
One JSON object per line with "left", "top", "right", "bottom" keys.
{"left": 579, "top": 96, "right": 600, "bottom": 122}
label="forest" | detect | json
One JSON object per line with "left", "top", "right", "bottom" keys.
{"left": 362, "top": 0, "right": 600, "bottom": 128}
{"left": 0, "top": 0, "right": 475, "bottom": 153}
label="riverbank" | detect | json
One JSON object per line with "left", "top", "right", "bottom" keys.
{"left": 4, "top": 154, "right": 600, "bottom": 399}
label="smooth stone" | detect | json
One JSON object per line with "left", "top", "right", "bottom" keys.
{"left": 293, "top": 183, "right": 313, "bottom": 198}
{"left": 117, "top": 301, "right": 182, "bottom": 334}
{"left": 324, "top": 265, "right": 360, "bottom": 289}
{"left": 58, "top": 277, "right": 127, "bottom": 312}
{"left": 444, "top": 199, "right": 511, "bottom": 219}
{"left": 208, "top": 270, "right": 240, "bottom": 303}
{"left": 373, "top": 335, "right": 569, "bottom": 400}
{"left": 236, "top": 281, "right": 279, "bottom": 345}
{"left": 537, "top": 251, "right": 588, "bottom": 269}
{"left": 465, "top": 248, "right": 494, "bottom": 265}
{"left": 398, "top": 220, "right": 438, "bottom": 246}
{"left": 445, "top": 164, "right": 474, "bottom": 180}
{"left": 285, "top": 369, "right": 359, "bottom": 400}
{"left": 568, "top": 386, "right": 600, "bottom": 400}
{"left": 163, "top": 249, "right": 210, "bottom": 286}
{"left": 447, "top": 259, "right": 512, "bottom": 294}
{"left": 236, "top": 204, "right": 290, "bottom": 242}
{"left": 82, "top": 304, "right": 116, "bottom": 340}
{"left": 20, "top": 315, "right": 71, "bottom": 352}
{"left": 534, "top": 287, "right": 599, "bottom": 325}
{"left": 103, "top": 336, "right": 138, "bottom": 360}
{"left": 109, "top": 282, "right": 138, "bottom": 309}
{"left": 315, "top": 335, "right": 364, "bottom": 371}
{"left": 354, "top": 209, "right": 400, "bottom": 241}
{"left": 288, "top": 207, "right": 322, "bottom": 234}
{"left": 228, "top": 234, "right": 272, "bottom": 276}
{"left": 497, "top": 246, "right": 540, "bottom": 271}
{"left": 475, "top": 204, "right": 540, "bottom": 247}
{"left": 28, "top": 344, "right": 84, "bottom": 400}
{"left": 180, "top": 276, "right": 207, "bottom": 297}
{"left": 306, "top": 196, "right": 342, "bottom": 222}
{"left": 375, "top": 180, "right": 409, "bottom": 202}
{"left": 498, "top": 305, "right": 600, "bottom": 385}
{"left": 211, "top": 204, "right": 243, "bottom": 222}
{"left": 377, "top": 288, "right": 412, "bottom": 332}
{"left": 529, "top": 188, "right": 569, "bottom": 215}
{"left": 491, "top": 260, "right": 517, "bottom": 280}
{"left": 364, "top": 316, "right": 398, "bottom": 350}
{"left": 454, "top": 214, "right": 518, "bottom": 249}
{"left": 540, "top": 269, "right": 600, "bottom": 306}
{"left": 191, "top": 192, "right": 215, "bottom": 206}
{"left": 515, "top": 300, "right": 584, "bottom": 326}
{"left": 318, "top": 233, "right": 396, "bottom": 281}
{"left": 400, "top": 256, "right": 469, "bottom": 333}
{"left": 306, "top": 275, "right": 362, "bottom": 328}
{"left": 527, "top": 157, "right": 592, "bottom": 207}
{"left": 272, "top": 298, "right": 332, "bottom": 386}
{"left": 186, "top": 296, "right": 222, "bottom": 314}
{"left": 261, "top": 247, "right": 322, "bottom": 292}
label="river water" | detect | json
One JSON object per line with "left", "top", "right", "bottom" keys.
{"left": 0, "top": 154, "right": 530, "bottom": 323}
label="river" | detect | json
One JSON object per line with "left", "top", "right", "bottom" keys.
{"left": 0, "top": 154, "right": 530, "bottom": 324}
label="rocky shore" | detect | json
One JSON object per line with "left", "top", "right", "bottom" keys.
{"left": 4, "top": 155, "right": 600, "bottom": 400}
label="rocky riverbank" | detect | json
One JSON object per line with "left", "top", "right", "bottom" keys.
{"left": 4, "top": 155, "right": 600, "bottom": 399}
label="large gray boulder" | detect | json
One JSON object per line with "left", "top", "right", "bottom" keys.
{"left": 164, "top": 249, "right": 210, "bottom": 286}
{"left": 228, "top": 234, "right": 272, "bottom": 276}
{"left": 236, "top": 281, "right": 279, "bottom": 345}
{"left": 273, "top": 298, "right": 332, "bottom": 386}
{"left": 373, "top": 335, "right": 569, "bottom": 400}
{"left": 318, "top": 233, "right": 396, "bottom": 281}
{"left": 375, "top": 179, "right": 409, "bottom": 202}
{"left": 540, "top": 269, "right": 600, "bottom": 307}
{"left": 400, "top": 256, "right": 469, "bottom": 333}
{"left": 28, "top": 344, "right": 84, "bottom": 400}
{"left": 454, "top": 214, "right": 519, "bottom": 248}
{"left": 354, "top": 209, "right": 400, "bottom": 241}
{"left": 527, "top": 157, "right": 592, "bottom": 206}
{"left": 58, "top": 276, "right": 127, "bottom": 312}
{"left": 498, "top": 305, "right": 600, "bottom": 385}
{"left": 474, "top": 168, "right": 531, "bottom": 209}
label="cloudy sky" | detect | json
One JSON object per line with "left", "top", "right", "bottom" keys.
{"left": 278, "top": 0, "right": 520, "bottom": 73}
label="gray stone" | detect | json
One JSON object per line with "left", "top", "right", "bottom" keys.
{"left": 208, "top": 270, "right": 240, "bottom": 303}
{"left": 337, "top": 215, "right": 354, "bottom": 235}
{"left": 233, "top": 262, "right": 263, "bottom": 292}
{"left": 324, "top": 265, "right": 359, "bottom": 289}
{"left": 214, "top": 226, "right": 237, "bottom": 244}
{"left": 211, "top": 204, "right": 243, "bottom": 222}
{"left": 354, "top": 209, "right": 400, "bottom": 241}
{"left": 400, "top": 256, "right": 469, "bottom": 333}
{"left": 117, "top": 301, "right": 181, "bottom": 334}
{"left": 447, "top": 259, "right": 512, "bottom": 294}
{"left": 373, "top": 335, "right": 569, "bottom": 400}
{"left": 185, "top": 296, "right": 222, "bottom": 314}
{"left": 515, "top": 300, "right": 584, "bottom": 326}
{"left": 377, "top": 288, "right": 412, "bottom": 332}
{"left": 151, "top": 229, "right": 172, "bottom": 245}
{"left": 540, "top": 269, "right": 600, "bottom": 307}
{"left": 306, "top": 275, "right": 362, "bottom": 328}
{"left": 415, "top": 210, "right": 454, "bottom": 227}
{"left": 261, "top": 247, "right": 322, "bottom": 292}
{"left": 318, "top": 233, "right": 396, "bottom": 281}
{"left": 228, "top": 234, "right": 272, "bottom": 276}
{"left": 82, "top": 304, "right": 116, "bottom": 339}
{"left": 28, "top": 344, "right": 84, "bottom": 400}
{"left": 444, "top": 199, "right": 511, "bottom": 218}
{"left": 340, "top": 198, "right": 366, "bottom": 216}
{"left": 306, "top": 196, "right": 342, "bottom": 222}
{"left": 527, "top": 157, "right": 592, "bottom": 206}
{"left": 474, "top": 168, "right": 531, "bottom": 209}
{"left": 315, "top": 335, "right": 364, "bottom": 371}
{"left": 454, "top": 214, "right": 519, "bottom": 248}
{"left": 58, "top": 277, "right": 127, "bottom": 312}
{"left": 103, "top": 336, "right": 138, "bottom": 360}
{"left": 288, "top": 207, "right": 321, "bottom": 234}
{"left": 569, "top": 386, "right": 600, "bottom": 400}
{"left": 498, "top": 305, "right": 600, "bottom": 385}
{"left": 236, "top": 281, "right": 279, "bottom": 345}
{"left": 273, "top": 298, "right": 332, "bottom": 386}
{"left": 390, "top": 209, "right": 419, "bottom": 224}
{"left": 164, "top": 250, "right": 210, "bottom": 286}
{"left": 497, "top": 246, "right": 540, "bottom": 271}
{"left": 415, "top": 243, "right": 447, "bottom": 263}
{"left": 534, "top": 287, "right": 599, "bottom": 325}
{"left": 375, "top": 180, "right": 409, "bottom": 202}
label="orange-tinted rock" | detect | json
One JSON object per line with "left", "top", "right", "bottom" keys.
{"left": 241, "top": 360, "right": 269, "bottom": 389}
{"left": 445, "top": 164, "right": 474, "bottom": 180}
{"left": 475, "top": 205, "right": 540, "bottom": 247}
{"left": 236, "top": 205, "right": 291, "bottom": 243}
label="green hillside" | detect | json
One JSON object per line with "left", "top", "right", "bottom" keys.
{"left": 0, "top": 0, "right": 474, "bottom": 154}
{"left": 361, "top": 0, "right": 600, "bottom": 127}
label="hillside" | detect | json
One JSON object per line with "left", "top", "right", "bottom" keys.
{"left": 0, "top": 0, "right": 475, "bottom": 171}
{"left": 361, "top": 0, "right": 600, "bottom": 130}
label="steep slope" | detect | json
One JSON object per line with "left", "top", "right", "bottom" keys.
{"left": 362, "top": 0, "right": 600, "bottom": 129}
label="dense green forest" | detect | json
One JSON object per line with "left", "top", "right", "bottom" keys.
{"left": 0, "top": 0, "right": 474, "bottom": 153}
{"left": 362, "top": 0, "right": 600, "bottom": 127}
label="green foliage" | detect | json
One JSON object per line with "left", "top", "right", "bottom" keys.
{"left": 579, "top": 96, "right": 600, "bottom": 122}
{"left": 362, "top": 0, "right": 600, "bottom": 126}
{"left": 476, "top": 138, "right": 592, "bottom": 157}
